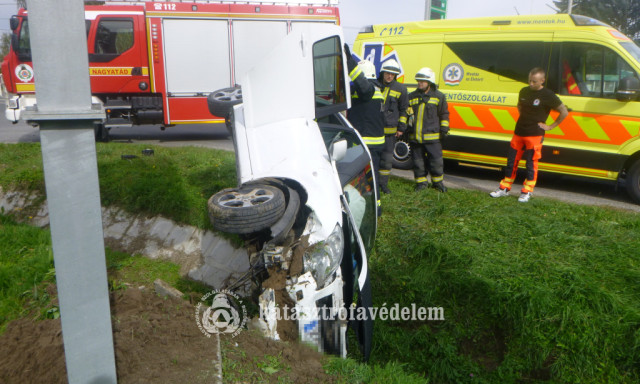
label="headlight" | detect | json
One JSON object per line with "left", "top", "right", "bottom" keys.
{"left": 303, "top": 223, "right": 344, "bottom": 287}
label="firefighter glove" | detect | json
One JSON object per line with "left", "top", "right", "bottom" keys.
{"left": 344, "top": 43, "right": 357, "bottom": 73}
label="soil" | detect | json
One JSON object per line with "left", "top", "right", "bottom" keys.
{"left": 0, "top": 287, "right": 335, "bottom": 384}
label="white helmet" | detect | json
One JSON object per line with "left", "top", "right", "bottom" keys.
{"left": 381, "top": 59, "right": 401, "bottom": 75}
{"left": 415, "top": 67, "right": 436, "bottom": 84}
{"left": 359, "top": 60, "right": 377, "bottom": 80}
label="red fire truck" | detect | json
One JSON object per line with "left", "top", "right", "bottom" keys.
{"left": 1, "top": 0, "right": 339, "bottom": 140}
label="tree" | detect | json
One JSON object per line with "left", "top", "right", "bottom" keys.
{"left": 1, "top": 32, "right": 10, "bottom": 60}
{"left": 552, "top": 0, "right": 640, "bottom": 40}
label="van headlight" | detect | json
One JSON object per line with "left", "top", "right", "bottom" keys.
{"left": 303, "top": 223, "right": 344, "bottom": 287}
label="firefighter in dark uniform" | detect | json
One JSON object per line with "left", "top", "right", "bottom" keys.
{"left": 345, "top": 45, "right": 385, "bottom": 214}
{"left": 407, "top": 67, "right": 450, "bottom": 192}
{"left": 378, "top": 59, "right": 409, "bottom": 194}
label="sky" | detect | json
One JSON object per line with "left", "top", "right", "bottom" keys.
{"left": 339, "top": 0, "right": 558, "bottom": 45}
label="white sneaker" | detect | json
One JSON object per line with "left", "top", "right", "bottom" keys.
{"left": 490, "top": 188, "right": 509, "bottom": 198}
{"left": 518, "top": 192, "right": 531, "bottom": 202}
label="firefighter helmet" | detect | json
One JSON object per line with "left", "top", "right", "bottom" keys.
{"left": 381, "top": 59, "right": 401, "bottom": 75}
{"left": 359, "top": 60, "right": 377, "bottom": 80}
{"left": 415, "top": 67, "right": 436, "bottom": 83}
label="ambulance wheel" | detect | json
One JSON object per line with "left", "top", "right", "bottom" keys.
{"left": 94, "top": 123, "right": 109, "bottom": 142}
{"left": 208, "top": 184, "right": 285, "bottom": 235}
{"left": 625, "top": 161, "right": 640, "bottom": 204}
{"left": 207, "top": 86, "right": 242, "bottom": 118}
{"left": 392, "top": 139, "right": 414, "bottom": 170}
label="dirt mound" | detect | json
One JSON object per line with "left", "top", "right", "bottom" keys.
{"left": 0, "top": 288, "right": 333, "bottom": 383}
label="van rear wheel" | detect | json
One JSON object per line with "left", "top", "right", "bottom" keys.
{"left": 625, "top": 161, "right": 640, "bottom": 204}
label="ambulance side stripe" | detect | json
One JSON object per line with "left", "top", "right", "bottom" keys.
{"left": 448, "top": 102, "right": 640, "bottom": 147}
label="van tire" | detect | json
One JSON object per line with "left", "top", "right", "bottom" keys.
{"left": 207, "top": 86, "right": 242, "bottom": 118}
{"left": 208, "top": 184, "right": 285, "bottom": 234}
{"left": 626, "top": 161, "right": 640, "bottom": 204}
{"left": 393, "top": 139, "right": 414, "bottom": 170}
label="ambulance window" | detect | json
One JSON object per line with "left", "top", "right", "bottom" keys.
{"left": 559, "top": 43, "right": 639, "bottom": 98}
{"left": 93, "top": 18, "right": 133, "bottom": 59}
{"left": 446, "top": 41, "right": 549, "bottom": 83}
{"left": 313, "top": 36, "right": 347, "bottom": 119}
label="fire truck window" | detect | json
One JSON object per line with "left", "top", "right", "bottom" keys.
{"left": 313, "top": 35, "right": 347, "bottom": 119}
{"left": 559, "top": 42, "right": 639, "bottom": 98}
{"left": 94, "top": 19, "right": 133, "bottom": 56}
{"left": 446, "top": 41, "right": 550, "bottom": 84}
{"left": 13, "top": 19, "right": 92, "bottom": 62}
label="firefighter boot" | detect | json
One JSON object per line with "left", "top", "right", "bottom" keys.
{"left": 380, "top": 175, "right": 391, "bottom": 194}
{"left": 415, "top": 182, "right": 429, "bottom": 191}
{"left": 432, "top": 181, "right": 448, "bottom": 193}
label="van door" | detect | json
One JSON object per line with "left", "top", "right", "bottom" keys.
{"left": 544, "top": 40, "right": 640, "bottom": 178}
{"left": 440, "top": 34, "right": 552, "bottom": 165}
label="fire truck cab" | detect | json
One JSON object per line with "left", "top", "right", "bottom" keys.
{"left": 1, "top": 0, "right": 340, "bottom": 140}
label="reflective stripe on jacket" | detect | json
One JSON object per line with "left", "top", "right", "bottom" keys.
{"left": 347, "top": 68, "right": 385, "bottom": 148}
{"left": 407, "top": 87, "right": 450, "bottom": 143}
{"left": 380, "top": 80, "right": 409, "bottom": 135}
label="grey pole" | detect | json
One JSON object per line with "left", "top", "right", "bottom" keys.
{"left": 23, "top": 1, "right": 116, "bottom": 383}
{"left": 424, "top": 0, "right": 432, "bottom": 20}
{"left": 568, "top": 0, "right": 573, "bottom": 14}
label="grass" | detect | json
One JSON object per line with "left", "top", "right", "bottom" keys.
{"left": 2, "top": 142, "right": 640, "bottom": 382}
{"left": 0, "top": 143, "right": 237, "bottom": 229}
{"left": 369, "top": 178, "right": 640, "bottom": 383}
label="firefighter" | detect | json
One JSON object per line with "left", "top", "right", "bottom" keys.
{"left": 407, "top": 67, "right": 450, "bottom": 192}
{"left": 378, "top": 59, "right": 409, "bottom": 194}
{"left": 344, "top": 44, "right": 385, "bottom": 215}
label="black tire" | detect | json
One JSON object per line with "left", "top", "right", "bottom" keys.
{"left": 392, "top": 139, "right": 413, "bottom": 170}
{"left": 208, "top": 184, "right": 285, "bottom": 234}
{"left": 207, "top": 86, "right": 242, "bottom": 118}
{"left": 626, "top": 161, "right": 640, "bottom": 204}
{"left": 94, "top": 122, "right": 109, "bottom": 142}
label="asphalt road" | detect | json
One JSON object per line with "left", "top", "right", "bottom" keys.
{"left": 1, "top": 104, "right": 638, "bottom": 213}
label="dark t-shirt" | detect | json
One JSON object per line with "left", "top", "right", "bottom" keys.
{"left": 514, "top": 86, "right": 562, "bottom": 137}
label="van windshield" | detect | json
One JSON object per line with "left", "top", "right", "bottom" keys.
{"left": 620, "top": 41, "right": 640, "bottom": 63}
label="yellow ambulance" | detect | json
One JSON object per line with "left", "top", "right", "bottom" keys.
{"left": 353, "top": 14, "right": 640, "bottom": 203}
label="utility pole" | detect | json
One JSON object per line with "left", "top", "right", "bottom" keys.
{"left": 568, "top": 0, "right": 573, "bottom": 14}
{"left": 424, "top": 0, "right": 432, "bottom": 20}
{"left": 23, "top": 1, "right": 116, "bottom": 383}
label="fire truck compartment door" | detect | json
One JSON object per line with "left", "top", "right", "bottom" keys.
{"left": 163, "top": 19, "right": 230, "bottom": 94}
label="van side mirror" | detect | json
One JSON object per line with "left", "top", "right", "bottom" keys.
{"left": 9, "top": 16, "right": 19, "bottom": 32}
{"left": 616, "top": 76, "right": 640, "bottom": 102}
{"left": 329, "top": 138, "right": 347, "bottom": 162}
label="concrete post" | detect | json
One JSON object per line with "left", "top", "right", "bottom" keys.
{"left": 23, "top": 0, "right": 116, "bottom": 383}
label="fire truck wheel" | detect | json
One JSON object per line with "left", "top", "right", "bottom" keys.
{"left": 625, "top": 160, "right": 640, "bottom": 204}
{"left": 208, "top": 184, "right": 285, "bottom": 234}
{"left": 392, "top": 139, "right": 413, "bottom": 170}
{"left": 207, "top": 86, "right": 243, "bottom": 118}
{"left": 94, "top": 123, "right": 109, "bottom": 142}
